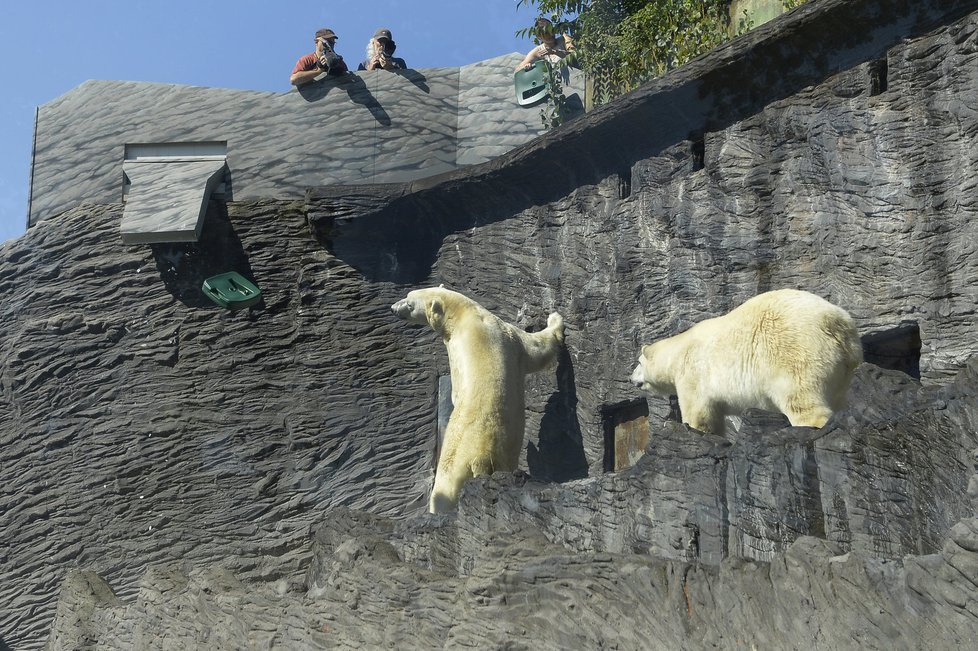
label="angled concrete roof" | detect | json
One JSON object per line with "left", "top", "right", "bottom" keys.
{"left": 120, "top": 158, "right": 227, "bottom": 243}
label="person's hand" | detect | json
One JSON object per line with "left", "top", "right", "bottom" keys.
{"left": 367, "top": 39, "right": 387, "bottom": 70}
{"left": 370, "top": 55, "right": 392, "bottom": 71}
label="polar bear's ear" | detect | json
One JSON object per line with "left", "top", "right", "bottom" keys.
{"left": 427, "top": 298, "right": 445, "bottom": 332}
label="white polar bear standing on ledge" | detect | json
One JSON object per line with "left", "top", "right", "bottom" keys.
{"left": 391, "top": 286, "right": 565, "bottom": 514}
{"left": 630, "top": 289, "right": 862, "bottom": 436}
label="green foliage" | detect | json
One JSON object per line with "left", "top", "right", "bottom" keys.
{"left": 539, "top": 61, "right": 569, "bottom": 130}
{"left": 518, "top": 1, "right": 731, "bottom": 109}
{"left": 736, "top": 9, "right": 754, "bottom": 36}
{"left": 519, "top": 0, "right": 812, "bottom": 113}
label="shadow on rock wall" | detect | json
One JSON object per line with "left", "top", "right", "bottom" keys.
{"left": 529, "top": 346, "right": 588, "bottom": 482}
{"left": 150, "top": 200, "right": 259, "bottom": 309}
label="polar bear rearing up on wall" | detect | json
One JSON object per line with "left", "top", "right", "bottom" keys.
{"left": 630, "top": 289, "right": 862, "bottom": 436}
{"left": 392, "top": 286, "right": 565, "bottom": 514}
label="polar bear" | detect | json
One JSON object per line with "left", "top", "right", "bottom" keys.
{"left": 630, "top": 289, "right": 862, "bottom": 436}
{"left": 392, "top": 286, "right": 565, "bottom": 514}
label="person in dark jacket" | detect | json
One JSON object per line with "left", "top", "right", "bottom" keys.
{"left": 359, "top": 28, "right": 407, "bottom": 71}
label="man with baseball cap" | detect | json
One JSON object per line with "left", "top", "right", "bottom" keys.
{"left": 359, "top": 27, "right": 407, "bottom": 71}
{"left": 290, "top": 28, "right": 349, "bottom": 86}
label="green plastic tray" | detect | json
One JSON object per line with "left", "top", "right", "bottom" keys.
{"left": 202, "top": 272, "right": 262, "bottom": 310}
{"left": 514, "top": 60, "right": 550, "bottom": 107}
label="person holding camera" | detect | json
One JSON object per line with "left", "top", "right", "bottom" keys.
{"left": 358, "top": 28, "right": 407, "bottom": 71}
{"left": 290, "top": 28, "right": 349, "bottom": 86}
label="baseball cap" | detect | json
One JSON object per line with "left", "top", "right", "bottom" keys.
{"left": 315, "top": 28, "right": 338, "bottom": 41}
{"left": 373, "top": 28, "right": 393, "bottom": 41}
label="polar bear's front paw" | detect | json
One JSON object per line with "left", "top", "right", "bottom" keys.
{"left": 547, "top": 312, "right": 565, "bottom": 341}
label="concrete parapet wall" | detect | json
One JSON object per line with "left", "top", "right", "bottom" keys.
{"left": 28, "top": 53, "right": 584, "bottom": 228}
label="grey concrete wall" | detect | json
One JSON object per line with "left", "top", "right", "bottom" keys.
{"left": 27, "top": 53, "right": 584, "bottom": 228}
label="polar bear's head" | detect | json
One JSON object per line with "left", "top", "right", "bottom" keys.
{"left": 630, "top": 343, "right": 675, "bottom": 395}
{"left": 391, "top": 287, "right": 450, "bottom": 333}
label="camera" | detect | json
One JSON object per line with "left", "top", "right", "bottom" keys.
{"left": 317, "top": 40, "right": 345, "bottom": 75}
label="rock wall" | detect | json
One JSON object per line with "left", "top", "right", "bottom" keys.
{"left": 2, "top": 0, "right": 978, "bottom": 647}
{"left": 38, "top": 361, "right": 978, "bottom": 649}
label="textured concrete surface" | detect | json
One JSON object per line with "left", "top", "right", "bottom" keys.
{"left": 3, "top": 0, "right": 978, "bottom": 647}
{"left": 28, "top": 53, "right": 585, "bottom": 229}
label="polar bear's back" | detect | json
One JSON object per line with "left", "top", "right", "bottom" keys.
{"left": 697, "top": 289, "right": 861, "bottom": 408}
{"left": 731, "top": 289, "right": 860, "bottom": 353}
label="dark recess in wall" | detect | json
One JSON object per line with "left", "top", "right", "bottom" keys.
{"left": 870, "top": 57, "right": 889, "bottom": 95}
{"left": 861, "top": 322, "right": 922, "bottom": 379}
{"left": 150, "top": 200, "right": 258, "bottom": 310}
{"left": 690, "top": 133, "right": 706, "bottom": 172}
{"left": 618, "top": 167, "right": 632, "bottom": 199}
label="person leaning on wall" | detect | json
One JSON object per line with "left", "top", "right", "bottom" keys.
{"left": 290, "top": 27, "right": 349, "bottom": 86}
{"left": 515, "top": 17, "right": 575, "bottom": 71}
{"left": 358, "top": 28, "right": 407, "bottom": 71}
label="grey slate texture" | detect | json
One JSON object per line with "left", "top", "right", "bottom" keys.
{"left": 27, "top": 53, "right": 585, "bottom": 230}
{"left": 2, "top": 0, "right": 978, "bottom": 647}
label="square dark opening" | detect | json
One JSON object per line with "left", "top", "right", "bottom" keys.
{"left": 861, "top": 321, "right": 921, "bottom": 379}
{"left": 602, "top": 399, "right": 650, "bottom": 472}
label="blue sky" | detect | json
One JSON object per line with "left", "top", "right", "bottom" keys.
{"left": 0, "top": 0, "right": 542, "bottom": 243}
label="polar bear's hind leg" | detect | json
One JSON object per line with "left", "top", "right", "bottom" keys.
{"left": 781, "top": 392, "right": 834, "bottom": 429}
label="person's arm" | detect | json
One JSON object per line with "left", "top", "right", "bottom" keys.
{"left": 290, "top": 68, "right": 322, "bottom": 86}
{"left": 515, "top": 46, "right": 542, "bottom": 71}
{"left": 290, "top": 54, "right": 323, "bottom": 86}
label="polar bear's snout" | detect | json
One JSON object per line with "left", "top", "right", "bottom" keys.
{"left": 391, "top": 298, "right": 413, "bottom": 320}
{"left": 629, "top": 364, "right": 646, "bottom": 388}
{"left": 392, "top": 297, "right": 430, "bottom": 326}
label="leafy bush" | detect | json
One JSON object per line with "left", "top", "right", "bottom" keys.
{"left": 518, "top": 0, "right": 809, "bottom": 112}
